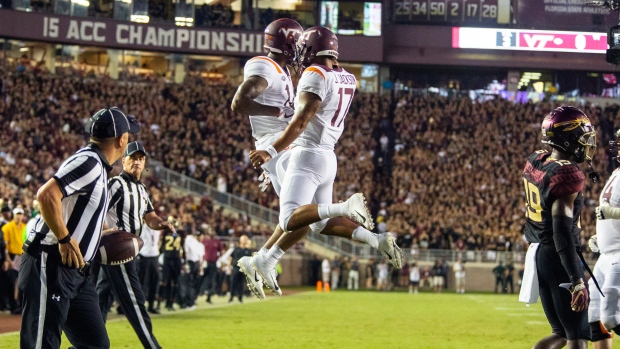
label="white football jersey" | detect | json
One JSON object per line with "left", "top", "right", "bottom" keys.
{"left": 243, "top": 56, "right": 295, "bottom": 142}
{"left": 292, "top": 64, "right": 357, "bottom": 150}
{"left": 597, "top": 168, "right": 620, "bottom": 253}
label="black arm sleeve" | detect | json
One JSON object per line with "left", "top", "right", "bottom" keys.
{"left": 552, "top": 216, "right": 582, "bottom": 284}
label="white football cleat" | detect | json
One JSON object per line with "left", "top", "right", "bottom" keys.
{"left": 250, "top": 254, "right": 282, "bottom": 296}
{"left": 378, "top": 233, "right": 404, "bottom": 269}
{"left": 346, "top": 193, "right": 374, "bottom": 231}
{"left": 238, "top": 256, "right": 265, "bottom": 300}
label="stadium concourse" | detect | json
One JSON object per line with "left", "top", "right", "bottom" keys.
{"left": 1, "top": 64, "right": 619, "bottom": 253}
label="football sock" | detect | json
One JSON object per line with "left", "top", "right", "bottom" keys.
{"left": 265, "top": 245, "right": 285, "bottom": 269}
{"left": 352, "top": 227, "right": 379, "bottom": 249}
{"left": 317, "top": 202, "right": 348, "bottom": 220}
{"left": 259, "top": 247, "right": 269, "bottom": 256}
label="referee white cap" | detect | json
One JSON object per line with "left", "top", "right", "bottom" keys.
{"left": 85, "top": 107, "right": 141, "bottom": 138}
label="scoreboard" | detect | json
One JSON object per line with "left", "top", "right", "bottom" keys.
{"left": 393, "top": 0, "right": 510, "bottom": 25}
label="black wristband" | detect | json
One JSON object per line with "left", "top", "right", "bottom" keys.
{"left": 58, "top": 235, "right": 71, "bottom": 244}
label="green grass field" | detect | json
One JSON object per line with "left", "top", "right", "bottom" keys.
{"left": 0, "top": 289, "right": 616, "bottom": 348}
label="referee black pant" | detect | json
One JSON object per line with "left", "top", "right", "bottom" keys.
{"left": 19, "top": 248, "right": 109, "bottom": 349}
{"left": 97, "top": 259, "right": 161, "bottom": 349}
{"left": 138, "top": 256, "right": 159, "bottom": 311}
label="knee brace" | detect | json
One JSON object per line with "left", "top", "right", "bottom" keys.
{"left": 602, "top": 288, "right": 620, "bottom": 331}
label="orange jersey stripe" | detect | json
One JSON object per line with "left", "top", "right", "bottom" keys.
{"left": 305, "top": 67, "right": 325, "bottom": 79}
{"left": 248, "top": 56, "right": 283, "bottom": 74}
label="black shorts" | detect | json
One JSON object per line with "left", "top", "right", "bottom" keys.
{"left": 536, "top": 244, "right": 590, "bottom": 340}
{"left": 409, "top": 280, "right": 419, "bottom": 286}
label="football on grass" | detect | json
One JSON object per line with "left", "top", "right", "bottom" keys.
{"left": 94, "top": 230, "right": 143, "bottom": 265}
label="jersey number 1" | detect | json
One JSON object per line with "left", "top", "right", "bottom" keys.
{"left": 330, "top": 87, "right": 354, "bottom": 127}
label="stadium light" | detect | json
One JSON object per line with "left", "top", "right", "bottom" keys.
{"left": 175, "top": 17, "right": 194, "bottom": 27}
{"left": 71, "top": 0, "right": 90, "bottom": 7}
{"left": 130, "top": 14, "right": 149, "bottom": 23}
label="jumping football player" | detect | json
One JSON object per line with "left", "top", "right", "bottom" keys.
{"left": 248, "top": 26, "right": 404, "bottom": 296}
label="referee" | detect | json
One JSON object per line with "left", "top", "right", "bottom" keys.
{"left": 19, "top": 107, "right": 139, "bottom": 349}
{"left": 97, "top": 141, "right": 173, "bottom": 349}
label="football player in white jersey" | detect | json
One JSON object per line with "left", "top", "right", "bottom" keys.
{"left": 231, "top": 18, "right": 307, "bottom": 300}
{"left": 589, "top": 130, "right": 620, "bottom": 349}
{"left": 248, "top": 26, "right": 404, "bottom": 295}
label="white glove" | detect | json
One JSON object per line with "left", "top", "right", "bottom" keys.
{"left": 589, "top": 235, "right": 599, "bottom": 253}
{"left": 258, "top": 172, "right": 271, "bottom": 192}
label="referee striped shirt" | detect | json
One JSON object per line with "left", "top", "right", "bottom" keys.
{"left": 31, "top": 143, "right": 112, "bottom": 262}
{"left": 105, "top": 171, "right": 154, "bottom": 236}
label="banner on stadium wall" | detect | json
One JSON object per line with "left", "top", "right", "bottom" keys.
{"left": 0, "top": 10, "right": 265, "bottom": 56}
{"left": 452, "top": 27, "right": 607, "bottom": 54}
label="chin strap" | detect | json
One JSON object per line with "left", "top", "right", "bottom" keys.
{"left": 588, "top": 160, "right": 601, "bottom": 183}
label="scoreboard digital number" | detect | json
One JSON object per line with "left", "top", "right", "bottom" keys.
{"left": 393, "top": 0, "right": 508, "bottom": 25}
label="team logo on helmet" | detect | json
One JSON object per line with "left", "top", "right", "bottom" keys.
{"left": 541, "top": 106, "right": 596, "bottom": 164}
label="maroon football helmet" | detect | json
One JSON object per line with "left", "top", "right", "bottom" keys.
{"left": 541, "top": 106, "right": 596, "bottom": 164}
{"left": 263, "top": 18, "right": 303, "bottom": 64}
{"left": 296, "top": 26, "right": 339, "bottom": 70}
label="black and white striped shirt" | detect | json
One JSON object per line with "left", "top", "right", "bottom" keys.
{"left": 32, "top": 143, "right": 112, "bottom": 262}
{"left": 105, "top": 171, "right": 154, "bottom": 236}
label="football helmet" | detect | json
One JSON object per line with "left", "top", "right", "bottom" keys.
{"left": 296, "top": 26, "right": 339, "bottom": 70}
{"left": 541, "top": 106, "right": 596, "bottom": 164}
{"left": 263, "top": 18, "right": 303, "bottom": 65}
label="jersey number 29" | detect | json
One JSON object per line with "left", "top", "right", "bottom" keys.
{"left": 523, "top": 178, "right": 543, "bottom": 222}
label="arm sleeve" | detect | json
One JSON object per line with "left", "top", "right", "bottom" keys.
{"left": 244, "top": 59, "right": 275, "bottom": 88}
{"left": 53, "top": 155, "right": 102, "bottom": 197}
{"left": 298, "top": 67, "right": 327, "bottom": 101}
{"left": 553, "top": 216, "right": 583, "bottom": 284}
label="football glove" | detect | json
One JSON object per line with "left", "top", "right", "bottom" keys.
{"left": 560, "top": 280, "right": 589, "bottom": 312}
{"left": 258, "top": 172, "right": 271, "bottom": 192}
{"left": 277, "top": 105, "right": 295, "bottom": 120}
{"left": 596, "top": 201, "right": 620, "bottom": 220}
{"left": 589, "top": 235, "right": 599, "bottom": 253}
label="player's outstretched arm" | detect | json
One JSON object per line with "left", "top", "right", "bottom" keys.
{"left": 231, "top": 76, "right": 281, "bottom": 117}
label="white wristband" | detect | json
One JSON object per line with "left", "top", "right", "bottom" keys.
{"left": 265, "top": 145, "right": 278, "bottom": 158}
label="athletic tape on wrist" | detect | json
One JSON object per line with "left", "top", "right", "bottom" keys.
{"left": 265, "top": 145, "right": 278, "bottom": 159}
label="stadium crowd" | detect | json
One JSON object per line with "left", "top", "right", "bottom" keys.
{"left": 1, "top": 63, "right": 619, "bottom": 256}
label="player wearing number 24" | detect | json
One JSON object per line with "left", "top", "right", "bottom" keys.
{"left": 522, "top": 106, "right": 598, "bottom": 349}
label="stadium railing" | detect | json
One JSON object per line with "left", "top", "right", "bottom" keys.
{"left": 149, "top": 163, "right": 599, "bottom": 265}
